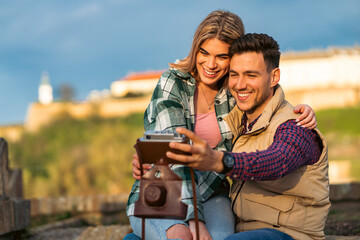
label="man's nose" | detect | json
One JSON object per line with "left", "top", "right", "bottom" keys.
{"left": 235, "top": 77, "right": 246, "bottom": 89}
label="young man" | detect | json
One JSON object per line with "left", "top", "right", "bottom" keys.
{"left": 168, "top": 33, "right": 330, "bottom": 240}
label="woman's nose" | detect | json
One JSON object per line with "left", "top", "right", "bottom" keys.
{"left": 206, "top": 57, "right": 217, "bottom": 69}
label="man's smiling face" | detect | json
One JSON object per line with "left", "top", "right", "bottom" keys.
{"left": 228, "top": 52, "right": 279, "bottom": 121}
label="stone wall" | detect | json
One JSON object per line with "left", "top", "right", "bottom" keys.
{"left": 30, "top": 194, "right": 128, "bottom": 217}
{"left": 0, "top": 124, "right": 23, "bottom": 142}
{"left": 0, "top": 139, "right": 9, "bottom": 198}
{"left": 284, "top": 86, "right": 360, "bottom": 111}
{"left": 0, "top": 138, "right": 30, "bottom": 236}
{"left": 25, "top": 95, "right": 151, "bottom": 132}
{"left": 23, "top": 86, "right": 360, "bottom": 133}
{"left": 330, "top": 183, "right": 360, "bottom": 202}
{"left": 26, "top": 183, "right": 360, "bottom": 218}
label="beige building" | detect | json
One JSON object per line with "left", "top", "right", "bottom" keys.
{"left": 111, "top": 70, "right": 164, "bottom": 97}
{"left": 24, "top": 96, "right": 152, "bottom": 132}
{"left": 24, "top": 70, "right": 165, "bottom": 132}
{"left": 280, "top": 46, "right": 360, "bottom": 109}
{"left": 0, "top": 125, "right": 24, "bottom": 142}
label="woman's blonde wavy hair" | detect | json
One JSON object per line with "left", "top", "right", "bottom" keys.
{"left": 169, "top": 10, "right": 245, "bottom": 82}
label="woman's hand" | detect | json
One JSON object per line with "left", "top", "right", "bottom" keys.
{"left": 131, "top": 153, "right": 151, "bottom": 180}
{"left": 294, "top": 104, "right": 317, "bottom": 129}
{"left": 189, "top": 220, "right": 213, "bottom": 240}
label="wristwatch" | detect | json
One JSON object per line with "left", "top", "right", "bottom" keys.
{"left": 221, "top": 152, "right": 234, "bottom": 174}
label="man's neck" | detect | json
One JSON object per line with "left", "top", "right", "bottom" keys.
{"left": 245, "top": 87, "right": 275, "bottom": 123}
{"left": 246, "top": 113, "right": 261, "bottom": 124}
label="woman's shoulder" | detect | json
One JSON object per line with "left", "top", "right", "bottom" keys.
{"left": 160, "top": 68, "right": 193, "bottom": 82}
{"left": 155, "top": 68, "right": 196, "bottom": 94}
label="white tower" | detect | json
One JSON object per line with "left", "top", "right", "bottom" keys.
{"left": 38, "top": 71, "right": 53, "bottom": 105}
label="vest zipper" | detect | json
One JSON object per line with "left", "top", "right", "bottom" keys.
{"left": 231, "top": 181, "right": 245, "bottom": 214}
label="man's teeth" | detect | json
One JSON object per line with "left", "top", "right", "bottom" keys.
{"left": 238, "top": 93, "right": 250, "bottom": 97}
{"left": 204, "top": 69, "right": 216, "bottom": 75}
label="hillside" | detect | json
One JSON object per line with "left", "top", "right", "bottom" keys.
{"left": 6, "top": 104, "right": 360, "bottom": 199}
{"left": 8, "top": 113, "right": 145, "bottom": 198}
{"left": 316, "top": 105, "right": 360, "bottom": 164}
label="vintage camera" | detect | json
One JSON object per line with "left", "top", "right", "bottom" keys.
{"left": 141, "top": 130, "right": 188, "bottom": 142}
{"left": 135, "top": 131, "right": 189, "bottom": 165}
{"left": 133, "top": 131, "right": 188, "bottom": 219}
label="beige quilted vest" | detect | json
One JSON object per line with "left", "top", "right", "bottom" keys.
{"left": 224, "top": 85, "right": 330, "bottom": 240}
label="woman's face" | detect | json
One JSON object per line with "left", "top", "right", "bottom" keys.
{"left": 196, "top": 38, "right": 230, "bottom": 89}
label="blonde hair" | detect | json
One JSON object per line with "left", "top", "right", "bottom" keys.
{"left": 169, "top": 10, "right": 245, "bottom": 81}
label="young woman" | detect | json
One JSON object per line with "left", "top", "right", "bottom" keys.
{"left": 125, "top": 10, "right": 316, "bottom": 240}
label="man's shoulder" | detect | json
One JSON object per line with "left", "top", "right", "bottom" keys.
{"left": 272, "top": 100, "right": 299, "bottom": 124}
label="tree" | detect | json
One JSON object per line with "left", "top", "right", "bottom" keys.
{"left": 59, "top": 84, "right": 75, "bottom": 102}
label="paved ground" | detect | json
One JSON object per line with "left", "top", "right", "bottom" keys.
{"left": 22, "top": 200, "right": 360, "bottom": 240}
{"left": 26, "top": 226, "right": 360, "bottom": 240}
{"left": 26, "top": 225, "right": 132, "bottom": 240}
{"left": 325, "top": 201, "right": 360, "bottom": 236}
{"left": 25, "top": 225, "right": 360, "bottom": 240}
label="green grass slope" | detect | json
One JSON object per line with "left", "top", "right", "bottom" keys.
{"left": 7, "top": 105, "right": 360, "bottom": 198}
{"left": 9, "top": 114, "right": 144, "bottom": 198}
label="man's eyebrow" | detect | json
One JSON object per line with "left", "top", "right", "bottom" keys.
{"left": 244, "top": 70, "right": 261, "bottom": 75}
{"left": 229, "top": 70, "right": 261, "bottom": 75}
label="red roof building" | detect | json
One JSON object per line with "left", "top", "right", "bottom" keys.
{"left": 111, "top": 70, "right": 165, "bottom": 97}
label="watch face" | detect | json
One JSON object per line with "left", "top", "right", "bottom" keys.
{"left": 224, "top": 153, "right": 234, "bottom": 168}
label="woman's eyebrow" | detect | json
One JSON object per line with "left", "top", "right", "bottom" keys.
{"left": 199, "top": 47, "right": 229, "bottom": 57}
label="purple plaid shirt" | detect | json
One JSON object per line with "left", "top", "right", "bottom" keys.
{"left": 227, "top": 114, "right": 322, "bottom": 181}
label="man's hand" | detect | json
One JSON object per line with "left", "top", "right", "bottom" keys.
{"left": 166, "top": 127, "right": 224, "bottom": 172}
{"left": 131, "top": 153, "right": 152, "bottom": 180}
{"left": 189, "top": 220, "right": 213, "bottom": 240}
{"left": 294, "top": 104, "right": 317, "bottom": 129}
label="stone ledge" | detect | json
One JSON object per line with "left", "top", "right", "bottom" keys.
{"left": 26, "top": 224, "right": 359, "bottom": 240}
{"left": 78, "top": 225, "right": 132, "bottom": 240}
{"left": 330, "top": 183, "right": 360, "bottom": 202}
{"left": 30, "top": 194, "right": 128, "bottom": 217}
{"left": 27, "top": 224, "right": 132, "bottom": 240}
{"left": 0, "top": 198, "right": 31, "bottom": 235}
{"left": 326, "top": 236, "right": 360, "bottom": 240}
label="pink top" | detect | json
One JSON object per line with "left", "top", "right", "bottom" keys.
{"left": 194, "top": 111, "right": 222, "bottom": 149}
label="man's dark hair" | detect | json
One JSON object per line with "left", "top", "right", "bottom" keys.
{"left": 229, "top": 33, "right": 281, "bottom": 72}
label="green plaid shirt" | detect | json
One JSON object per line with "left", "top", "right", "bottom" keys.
{"left": 126, "top": 68, "right": 236, "bottom": 222}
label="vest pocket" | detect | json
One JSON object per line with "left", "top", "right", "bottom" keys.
{"left": 241, "top": 194, "right": 302, "bottom": 227}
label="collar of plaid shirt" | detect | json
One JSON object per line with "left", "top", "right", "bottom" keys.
{"left": 241, "top": 113, "right": 261, "bottom": 134}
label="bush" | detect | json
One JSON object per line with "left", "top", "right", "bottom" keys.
{"left": 9, "top": 113, "right": 144, "bottom": 198}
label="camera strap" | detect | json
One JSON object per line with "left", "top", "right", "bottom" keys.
{"left": 189, "top": 167, "right": 200, "bottom": 240}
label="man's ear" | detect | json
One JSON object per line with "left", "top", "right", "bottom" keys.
{"left": 270, "top": 68, "right": 280, "bottom": 87}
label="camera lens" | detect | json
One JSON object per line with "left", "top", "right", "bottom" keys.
{"left": 144, "top": 185, "right": 167, "bottom": 207}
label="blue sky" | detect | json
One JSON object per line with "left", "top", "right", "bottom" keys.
{"left": 0, "top": 0, "right": 359, "bottom": 125}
